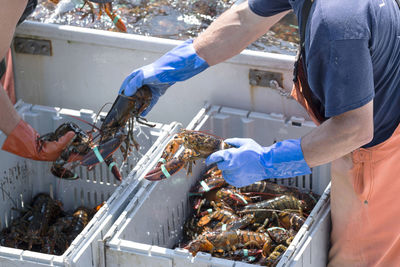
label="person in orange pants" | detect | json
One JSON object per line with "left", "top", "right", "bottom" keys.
{"left": 0, "top": 0, "right": 75, "bottom": 161}
{"left": 116, "top": 0, "right": 400, "bottom": 265}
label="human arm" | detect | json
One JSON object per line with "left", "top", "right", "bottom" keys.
{"left": 0, "top": 0, "right": 29, "bottom": 134}
{"left": 119, "top": 0, "right": 289, "bottom": 115}
{"left": 0, "top": 0, "right": 75, "bottom": 161}
{"left": 206, "top": 100, "right": 373, "bottom": 187}
{"left": 194, "top": 1, "right": 289, "bottom": 66}
{"left": 302, "top": 100, "right": 373, "bottom": 167}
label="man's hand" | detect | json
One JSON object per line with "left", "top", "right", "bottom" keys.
{"left": 206, "top": 138, "right": 311, "bottom": 188}
{"left": 119, "top": 39, "right": 209, "bottom": 116}
{"left": 2, "top": 119, "right": 75, "bottom": 161}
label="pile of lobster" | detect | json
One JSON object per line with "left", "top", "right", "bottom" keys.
{"left": 47, "top": 0, "right": 127, "bottom": 32}
{"left": 178, "top": 166, "right": 320, "bottom": 266}
{"left": 39, "top": 85, "right": 154, "bottom": 181}
{"left": 0, "top": 193, "right": 99, "bottom": 255}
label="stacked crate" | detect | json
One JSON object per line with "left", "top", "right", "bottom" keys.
{"left": 103, "top": 105, "right": 331, "bottom": 267}
{"left": 0, "top": 101, "right": 181, "bottom": 266}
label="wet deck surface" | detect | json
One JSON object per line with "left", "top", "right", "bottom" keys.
{"left": 28, "top": 0, "right": 299, "bottom": 55}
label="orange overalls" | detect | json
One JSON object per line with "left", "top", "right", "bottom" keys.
{"left": 292, "top": 1, "right": 400, "bottom": 265}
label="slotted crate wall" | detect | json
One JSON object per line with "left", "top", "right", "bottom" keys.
{"left": 104, "top": 105, "right": 331, "bottom": 267}
{"left": 0, "top": 101, "right": 181, "bottom": 266}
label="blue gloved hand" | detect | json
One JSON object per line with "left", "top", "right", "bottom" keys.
{"left": 205, "top": 138, "right": 311, "bottom": 188}
{"left": 119, "top": 39, "right": 209, "bottom": 116}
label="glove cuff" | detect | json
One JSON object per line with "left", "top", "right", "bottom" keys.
{"left": 146, "top": 39, "right": 210, "bottom": 84}
{"left": 261, "top": 138, "right": 311, "bottom": 178}
{"left": 2, "top": 119, "right": 38, "bottom": 159}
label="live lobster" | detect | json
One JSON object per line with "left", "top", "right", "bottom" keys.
{"left": 39, "top": 86, "right": 154, "bottom": 181}
{"left": 144, "top": 129, "right": 232, "bottom": 181}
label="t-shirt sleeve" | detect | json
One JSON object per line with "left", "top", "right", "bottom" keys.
{"left": 248, "top": 0, "right": 292, "bottom": 17}
{"left": 307, "top": 38, "right": 374, "bottom": 117}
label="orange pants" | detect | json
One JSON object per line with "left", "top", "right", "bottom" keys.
{"left": 328, "top": 123, "right": 400, "bottom": 266}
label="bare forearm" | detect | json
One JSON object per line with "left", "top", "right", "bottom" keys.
{"left": 0, "top": 0, "right": 28, "bottom": 135}
{"left": 301, "top": 101, "right": 374, "bottom": 167}
{"left": 0, "top": 86, "right": 20, "bottom": 135}
{"left": 0, "top": 0, "right": 28, "bottom": 59}
{"left": 194, "top": 1, "right": 289, "bottom": 66}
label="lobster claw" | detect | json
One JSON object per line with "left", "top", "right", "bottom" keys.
{"left": 144, "top": 157, "right": 186, "bottom": 181}
{"left": 81, "top": 132, "right": 125, "bottom": 168}
{"left": 50, "top": 165, "right": 80, "bottom": 180}
{"left": 101, "top": 86, "right": 152, "bottom": 135}
{"left": 105, "top": 156, "right": 122, "bottom": 181}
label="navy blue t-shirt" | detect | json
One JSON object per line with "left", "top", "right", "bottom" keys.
{"left": 249, "top": 0, "right": 400, "bottom": 147}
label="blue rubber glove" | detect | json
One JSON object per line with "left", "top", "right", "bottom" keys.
{"left": 205, "top": 138, "right": 311, "bottom": 188}
{"left": 119, "top": 39, "right": 209, "bottom": 116}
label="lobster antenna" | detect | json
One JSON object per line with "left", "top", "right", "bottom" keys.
{"left": 93, "top": 102, "right": 113, "bottom": 130}
{"left": 65, "top": 114, "right": 101, "bottom": 132}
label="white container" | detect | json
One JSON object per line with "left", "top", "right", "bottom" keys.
{"left": 0, "top": 101, "right": 182, "bottom": 266}
{"left": 288, "top": 200, "right": 331, "bottom": 267}
{"left": 103, "top": 105, "right": 331, "bottom": 267}
{"left": 13, "top": 21, "right": 309, "bottom": 127}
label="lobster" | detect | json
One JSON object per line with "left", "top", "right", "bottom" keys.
{"left": 145, "top": 129, "right": 232, "bottom": 181}
{"left": 68, "top": 206, "right": 95, "bottom": 240}
{"left": 190, "top": 171, "right": 227, "bottom": 195}
{"left": 39, "top": 85, "right": 153, "bottom": 181}
{"left": 239, "top": 180, "right": 319, "bottom": 212}
{"left": 260, "top": 244, "right": 287, "bottom": 267}
{"left": 24, "top": 194, "right": 63, "bottom": 250}
{"left": 4, "top": 193, "right": 63, "bottom": 251}
{"left": 216, "top": 214, "right": 255, "bottom": 232}
{"left": 185, "top": 229, "right": 273, "bottom": 257}
{"left": 42, "top": 216, "right": 72, "bottom": 255}
{"left": 278, "top": 211, "right": 306, "bottom": 232}
{"left": 215, "top": 188, "right": 253, "bottom": 207}
{"left": 266, "top": 227, "right": 293, "bottom": 245}
{"left": 197, "top": 202, "right": 240, "bottom": 227}
{"left": 238, "top": 195, "right": 307, "bottom": 223}
{"left": 81, "top": 85, "right": 154, "bottom": 180}
{"left": 81, "top": 1, "right": 127, "bottom": 32}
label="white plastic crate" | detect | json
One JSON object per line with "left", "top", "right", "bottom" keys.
{"left": 289, "top": 199, "right": 331, "bottom": 267}
{"left": 0, "top": 101, "right": 182, "bottom": 266}
{"left": 104, "top": 104, "right": 331, "bottom": 267}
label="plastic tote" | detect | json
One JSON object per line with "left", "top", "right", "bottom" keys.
{"left": 103, "top": 104, "right": 331, "bottom": 267}
{"left": 0, "top": 100, "right": 181, "bottom": 266}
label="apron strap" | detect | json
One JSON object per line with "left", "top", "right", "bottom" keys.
{"left": 0, "top": 59, "right": 6, "bottom": 81}
{"left": 300, "top": 0, "right": 314, "bottom": 50}
{"left": 292, "top": 0, "right": 327, "bottom": 124}
{"left": 293, "top": 0, "right": 314, "bottom": 82}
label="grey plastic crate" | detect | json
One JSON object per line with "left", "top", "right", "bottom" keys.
{"left": 0, "top": 101, "right": 181, "bottom": 266}
{"left": 103, "top": 105, "right": 331, "bottom": 267}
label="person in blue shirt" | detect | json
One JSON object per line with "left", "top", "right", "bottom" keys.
{"left": 118, "top": 0, "right": 400, "bottom": 265}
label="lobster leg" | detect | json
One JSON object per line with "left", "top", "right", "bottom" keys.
{"left": 104, "top": 3, "right": 127, "bottom": 33}
{"left": 51, "top": 165, "right": 79, "bottom": 180}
